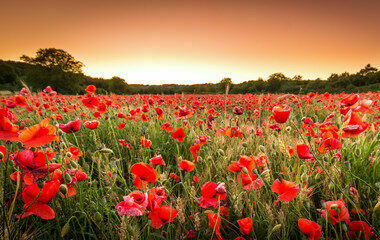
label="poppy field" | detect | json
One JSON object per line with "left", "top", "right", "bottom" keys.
{"left": 1, "top": 86, "right": 380, "bottom": 240}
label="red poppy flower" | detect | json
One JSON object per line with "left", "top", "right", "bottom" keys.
{"left": 155, "top": 107, "right": 164, "bottom": 119}
{"left": 58, "top": 117, "right": 81, "bottom": 133}
{"left": 13, "top": 95, "right": 28, "bottom": 107}
{"left": 271, "top": 179, "right": 299, "bottom": 201}
{"left": 0, "top": 145, "right": 8, "bottom": 163}
{"left": 341, "top": 110, "right": 369, "bottom": 138}
{"left": 198, "top": 181, "right": 226, "bottom": 208}
{"left": 237, "top": 217, "right": 253, "bottom": 235}
{"left": 83, "top": 120, "right": 100, "bottom": 129}
{"left": 85, "top": 85, "right": 96, "bottom": 93}
{"left": 147, "top": 186, "right": 168, "bottom": 211}
{"left": 19, "top": 118, "right": 59, "bottom": 147}
{"left": 148, "top": 205, "right": 179, "bottom": 229}
{"left": 149, "top": 155, "right": 165, "bottom": 165}
{"left": 348, "top": 221, "right": 374, "bottom": 240}
{"left": 160, "top": 122, "right": 174, "bottom": 132}
{"left": 170, "top": 173, "right": 179, "bottom": 182}
{"left": 171, "top": 127, "right": 185, "bottom": 142}
{"left": 130, "top": 162, "right": 158, "bottom": 189}
{"left": 298, "top": 218, "right": 321, "bottom": 240}
{"left": 66, "top": 146, "right": 83, "bottom": 160}
{"left": 272, "top": 105, "right": 291, "bottom": 123}
{"left": 20, "top": 180, "right": 60, "bottom": 219}
{"left": 208, "top": 212, "right": 224, "bottom": 240}
{"left": 189, "top": 144, "right": 200, "bottom": 156}
{"left": 178, "top": 160, "right": 195, "bottom": 171}
{"left": 140, "top": 136, "right": 152, "bottom": 148}
{"left": 317, "top": 138, "right": 341, "bottom": 153}
{"left": 115, "top": 190, "right": 148, "bottom": 216}
{"left": 296, "top": 144, "right": 314, "bottom": 160}
{"left": 0, "top": 107, "right": 19, "bottom": 142}
{"left": 82, "top": 96, "right": 99, "bottom": 109}
{"left": 318, "top": 199, "right": 349, "bottom": 225}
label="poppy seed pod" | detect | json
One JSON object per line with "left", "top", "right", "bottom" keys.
{"left": 37, "top": 179, "right": 45, "bottom": 189}
{"left": 94, "top": 212, "right": 103, "bottom": 222}
{"left": 59, "top": 184, "right": 68, "bottom": 195}
{"left": 61, "top": 222, "right": 70, "bottom": 237}
{"left": 217, "top": 149, "right": 225, "bottom": 156}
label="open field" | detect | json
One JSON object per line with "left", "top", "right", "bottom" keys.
{"left": 1, "top": 87, "right": 380, "bottom": 240}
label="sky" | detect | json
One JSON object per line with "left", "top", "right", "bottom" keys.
{"left": 1, "top": 0, "right": 380, "bottom": 85}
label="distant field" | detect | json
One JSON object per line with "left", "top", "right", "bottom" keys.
{"left": 1, "top": 87, "right": 379, "bottom": 239}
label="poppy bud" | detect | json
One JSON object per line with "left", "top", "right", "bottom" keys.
{"left": 341, "top": 223, "right": 347, "bottom": 232}
{"left": 66, "top": 152, "right": 73, "bottom": 158}
{"left": 197, "top": 156, "right": 203, "bottom": 162}
{"left": 314, "top": 173, "right": 320, "bottom": 181}
{"left": 328, "top": 182, "right": 335, "bottom": 190}
{"left": 242, "top": 142, "right": 248, "bottom": 148}
{"left": 217, "top": 149, "right": 225, "bottom": 156}
{"left": 57, "top": 129, "right": 64, "bottom": 136}
{"left": 61, "top": 222, "right": 70, "bottom": 237}
{"left": 70, "top": 160, "right": 79, "bottom": 169}
{"left": 8, "top": 160, "right": 14, "bottom": 166}
{"left": 241, "top": 167, "right": 249, "bottom": 174}
{"left": 94, "top": 212, "right": 103, "bottom": 222}
{"left": 373, "top": 202, "right": 380, "bottom": 214}
{"left": 59, "top": 184, "right": 68, "bottom": 195}
{"left": 99, "top": 148, "right": 114, "bottom": 154}
{"left": 285, "top": 126, "right": 291, "bottom": 132}
{"left": 207, "top": 156, "right": 213, "bottom": 162}
{"left": 64, "top": 173, "right": 72, "bottom": 183}
{"left": 37, "top": 179, "right": 45, "bottom": 189}
{"left": 301, "top": 173, "right": 308, "bottom": 182}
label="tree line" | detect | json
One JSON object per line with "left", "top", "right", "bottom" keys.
{"left": 0, "top": 48, "right": 379, "bottom": 94}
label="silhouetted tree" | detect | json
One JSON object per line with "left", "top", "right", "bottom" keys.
{"left": 20, "top": 48, "right": 84, "bottom": 73}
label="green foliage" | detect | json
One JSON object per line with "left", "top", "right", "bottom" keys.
{"left": 1, "top": 56, "right": 380, "bottom": 95}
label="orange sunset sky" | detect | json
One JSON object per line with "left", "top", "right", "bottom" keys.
{"left": 1, "top": 0, "right": 380, "bottom": 84}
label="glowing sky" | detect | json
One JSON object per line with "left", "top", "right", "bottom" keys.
{"left": 1, "top": 0, "right": 379, "bottom": 84}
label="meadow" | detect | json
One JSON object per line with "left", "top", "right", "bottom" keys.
{"left": 1, "top": 86, "right": 379, "bottom": 240}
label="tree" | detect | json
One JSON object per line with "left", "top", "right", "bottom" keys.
{"left": 267, "top": 73, "right": 288, "bottom": 92}
{"left": 358, "top": 64, "right": 378, "bottom": 76}
{"left": 218, "top": 77, "right": 233, "bottom": 92}
{"left": 20, "top": 48, "right": 84, "bottom": 73}
{"left": 292, "top": 75, "right": 303, "bottom": 81}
